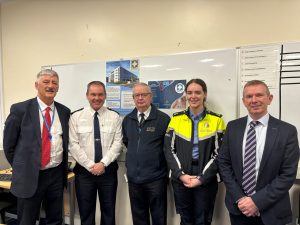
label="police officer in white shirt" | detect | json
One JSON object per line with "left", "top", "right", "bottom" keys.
{"left": 69, "top": 81, "right": 123, "bottom": 225}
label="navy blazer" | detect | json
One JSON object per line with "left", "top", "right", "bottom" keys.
{"left": 3, "top": 98, "right": 70, "bottom": 198}
{"left": 218, "top": 115, "right": 299, "bottom": 225}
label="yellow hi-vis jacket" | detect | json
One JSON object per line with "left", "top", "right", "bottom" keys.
{"left": 164, "top": 108, "right": 226, "bottom": 185}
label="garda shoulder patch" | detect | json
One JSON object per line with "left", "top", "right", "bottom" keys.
{"left": 173, "top": 110, "right": 187, "bottom": 117}
{"left": 206, "top": 110, "right": 222, "bottom": 118}
{"left": 71, "top": 108, "right": 84, "bottom": 115}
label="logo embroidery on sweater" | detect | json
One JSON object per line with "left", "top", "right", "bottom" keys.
{"left": 146, "top": 127, "right": 156, "bottom": 132}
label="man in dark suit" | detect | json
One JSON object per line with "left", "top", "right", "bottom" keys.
{"left": 218, "top": 80, "right": 299, "bottom": 225}
{"left": 3, "top": 69, "right": 70, "bottom": 225}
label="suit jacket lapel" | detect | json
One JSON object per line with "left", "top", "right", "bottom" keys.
{"left": 236, "top": 117, "right": 248, "bottom": 181}
{"left": 55, "top": 102, "right": 67, "bottom": 135}
{"left": 258, "top": 116, "right": 278, "bottom": 178}
{"left": 30, "top": 98, "right": 42, "bottom": 146}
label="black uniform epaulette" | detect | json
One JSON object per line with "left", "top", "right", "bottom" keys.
{"left": 173, "top": 110, "right": 187, "bottom": 117}
{"left": 206, "top": 110, "right": 222, "bottom": 118}
{"left": 107, "top": 107, "right": 120, "bottom": 115}
{"left": 71, "top": 108, "right": 84, "bottom": 115}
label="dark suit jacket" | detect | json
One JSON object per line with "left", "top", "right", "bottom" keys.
{"left": 3, "top": 97, "right": 70, "bottom": 198}
{"left": 218, "top": 115, "right": 299, "bottom": 225}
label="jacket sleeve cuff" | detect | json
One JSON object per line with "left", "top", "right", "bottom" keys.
{"left": 174, "top": 170, "right": 185, "bottom": 179}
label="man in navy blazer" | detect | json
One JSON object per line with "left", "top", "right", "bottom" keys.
{"left": 3, "top": 69, "right": 70, "bottom": 225}
{"left": 218, "top": 80, "right": 299, "bottom": 225}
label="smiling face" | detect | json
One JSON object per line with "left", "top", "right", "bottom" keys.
{"left": 242, "top": 83, "right": 273, "bottom": 120}
{"left": 132, "top": 84, "right": 152, "bottom": 112}
{"left": 186, "top": 82, "right": 207, "bottom": 114}
{"left": 86, "top": 84, "right": 106, "bottom": 111}
{"left": 35, "top": 74, "right": 59, "bottom": 105}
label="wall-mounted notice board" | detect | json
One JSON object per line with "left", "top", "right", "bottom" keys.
{"left": 44, "top": 48, "right": 238, "bottom": 123}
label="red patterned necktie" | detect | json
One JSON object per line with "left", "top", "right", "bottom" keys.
{"left": 41, "top": 107, "right": 51, "bottom": 168}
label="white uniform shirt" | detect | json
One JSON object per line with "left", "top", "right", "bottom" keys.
{"left": 37, "top": 97, "right": 63, "bottom": 169}
{"left": 69, "top": 106, "right": 123, "bottom": 171}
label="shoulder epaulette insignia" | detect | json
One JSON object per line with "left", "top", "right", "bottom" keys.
{"left": 107, "top": 107, "right": 120, "bottom": 115}
{"left": 71, "top": 108, "right": 84, "bottom": 115}
{"left": 206, "top": 110, "right": 222, "bottom": 118}
{"left": 173, "top": 110, "right": 187, "bottom": 117}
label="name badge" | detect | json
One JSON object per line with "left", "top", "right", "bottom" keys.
{"left": 146, "top": 127, "right": 156, "bottom": 132}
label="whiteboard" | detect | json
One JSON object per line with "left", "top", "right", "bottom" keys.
{"left": 43, "top": 62, "right": 106, "bottom": 111}
{"left": 237, "top": 42, "right": 300, "bottom": 141}
{"left": 280, "top": 42, "right": 300, "bottom": 141}
{"left": 238, "top": 44, "right": 281, "bottom": 119}
{"left": 44, "top": 48, "right": 238, "bottom": 124}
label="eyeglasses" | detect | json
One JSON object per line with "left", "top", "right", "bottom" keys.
{"left": 133, "top": 93, "right": 151, "bottom": 98}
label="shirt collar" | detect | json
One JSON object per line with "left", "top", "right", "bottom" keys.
{"left": 137, "top": 105, "right": 151, "bottom": 119}
{"left": 189, "top": 110, "right": 204, "bottom": 121}
{"left": 37, "top": 97, "right": 55, "bottom": 111}
{"left": 247, "top": 113, "right": 269, "bottom": 127}
{"left": 88, "top": 105, "right": 105, "bottom": 116}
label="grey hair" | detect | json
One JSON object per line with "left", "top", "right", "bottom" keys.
{"left": 132, "top": 82, "right": 152, "bottom": 95}
{"left": 36, "top": 69, "right": 59, "bottom": 82}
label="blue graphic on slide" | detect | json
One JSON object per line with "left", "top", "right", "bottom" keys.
{"left": 148, "top": 80, "right": 186, "bottom": 109}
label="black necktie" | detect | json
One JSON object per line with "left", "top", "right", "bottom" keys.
{"left": 94, "top": 112, "right": 102, "bottom": 163}
{"left": 139, "top": 113, "right": 145, "bottom": 128}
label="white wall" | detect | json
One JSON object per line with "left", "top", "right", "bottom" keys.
{"left": 1, "top": 0, "right": 300, "bottom": 225}
{"left": 0, "top": 4, "right": 3, "bottom": 149}
{"left": 2, "top": 0, "right": 300, "bottom": 115}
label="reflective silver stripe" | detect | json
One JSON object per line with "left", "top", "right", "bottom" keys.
{"left": 202, "top": 158, "right": 214, "bottom": 174}
{"left": 214, "top": 132, "right": 222, "bottom": 155}
{"left": 198, "top": 132, "right": 216, "bottom": 141}
{"left": 174, "top": 131, "right": 190, "bottom": 142}
{"left": 171, "top": 130, "right": 182, "bottom": 169}
{"left": 203, "top": 132, "right": 222, "bottom": 174}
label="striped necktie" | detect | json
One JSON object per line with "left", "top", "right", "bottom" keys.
{"left": 139, "top": 113, "right": 145, "bottom": 128}
{"left": 242, "top": 121, "right": 259, "bottom": 196}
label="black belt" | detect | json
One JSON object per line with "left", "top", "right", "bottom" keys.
{"left": 192, "top": 160, "right": 198, "bottom": 166}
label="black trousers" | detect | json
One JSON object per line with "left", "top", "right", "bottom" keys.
{"left": 74, "top": 162, "right": 118, "bottom": 225}
{"left": 172, "top": 165, "right": 218, "bottom": 225}
{"left": 230, "top": 213, "right": 265, "bottom": 225}
{"left": 17, "top": 163, "right": 64, "bottom": 225}
{"left": 128, "top": 178, "right": 168, "bottom": 225}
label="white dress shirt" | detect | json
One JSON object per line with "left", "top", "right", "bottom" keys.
{"left": 69, "top": 106, "right": 123, "bottom": 171}
{"left": 137, "top": 105, "right": 151, "bottom": 123}
{"left": 37, "top": 97, "right": 63, "bottom": 169}
{"left": 242, "top": 113, "right": 269, "bottom": 181}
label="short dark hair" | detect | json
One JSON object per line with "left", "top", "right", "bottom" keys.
{"left": 86, "top": 81, "right": 106, "bottom": 95}
{"left": 185, "top": 78, "right": 207, "bottom": 93}
{"left": 243, "top": 80, "right": 270, "bottom": 96}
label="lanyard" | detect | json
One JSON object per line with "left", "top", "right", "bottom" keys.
{"left": 38, "top": 105, "right": 55, "bottom": 140}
